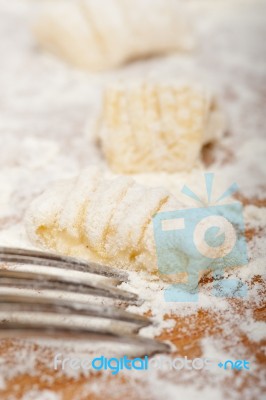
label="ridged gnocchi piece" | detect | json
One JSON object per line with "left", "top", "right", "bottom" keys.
{"left": 33, "top": 0, "right": 194, "bottom": 71}
{"left": 97, "top": 82, "right": 225, "bottom": 173}
{"left": 25, "top": 168, "right": 182, "bottom": 274}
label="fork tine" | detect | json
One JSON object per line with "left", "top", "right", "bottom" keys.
{"left": 0, "top": 270, "right": 139, "bottom": 304}
{"left": 0, "top": 293, "right": 151, "bottom": 328}
{"left": 0, "top": 324, "right": 170, "bottom": 356}
{"left": 0, "top": 247, "right": 170, "bottom": 355}
{"left": 0, "top": 247, "right": 128, "bottom": 281}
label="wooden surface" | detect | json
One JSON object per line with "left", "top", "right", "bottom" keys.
{"left": 0, "top": 1, "right": 265, "bottom": 398}
{"left": 0, "top": 210, "right": 265, "bottom": 399}
{"left": 0, "top": 299, "right": 265, "bottom": 399}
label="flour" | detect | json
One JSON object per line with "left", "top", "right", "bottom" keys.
{"left": 240, "top": 321, "right": 266, "bottom": 343}
{"left": 0, "top": 375, "right": 6, "bottom": 391}
{"left": 22, "top": 390, "right": 61, "bottom": 400}
{"left": 0, "top": 0, "right": 265, "bottom": 399}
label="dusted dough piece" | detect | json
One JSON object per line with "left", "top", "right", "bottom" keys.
{"left": 33, "top": 0, "right": 194, "bottom": 71}
{"left": 25, "top": 169, "right": 238, "bottom": 285}
{"left": 97, "top": 82, "right": 225, "bottom": 173}
{"left": 25, "top": 168, "right": 181, "bottom": 274}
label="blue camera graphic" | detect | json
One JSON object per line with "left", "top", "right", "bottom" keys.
{"left": 152, "top": 174, "right": 248, "bottom": 302}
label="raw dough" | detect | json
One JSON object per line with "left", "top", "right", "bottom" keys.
{"left": 25, "top": 168, "right": 238, "bottom": 285}
{"left": 25, "top": 168, "right": 181, "bottom": 274}
{"left": 33, "top": 0, "right": 194, "bottom": 71}
{"left": 97, "top": 81, "right": 225, "bottom": 173}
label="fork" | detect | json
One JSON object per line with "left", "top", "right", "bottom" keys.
{"left": 0, "top": 247, "right": 170, "bottom": 355}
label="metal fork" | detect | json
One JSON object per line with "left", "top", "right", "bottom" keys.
{"left": 0, "top": 247, "right": 170, "bottom": 355}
